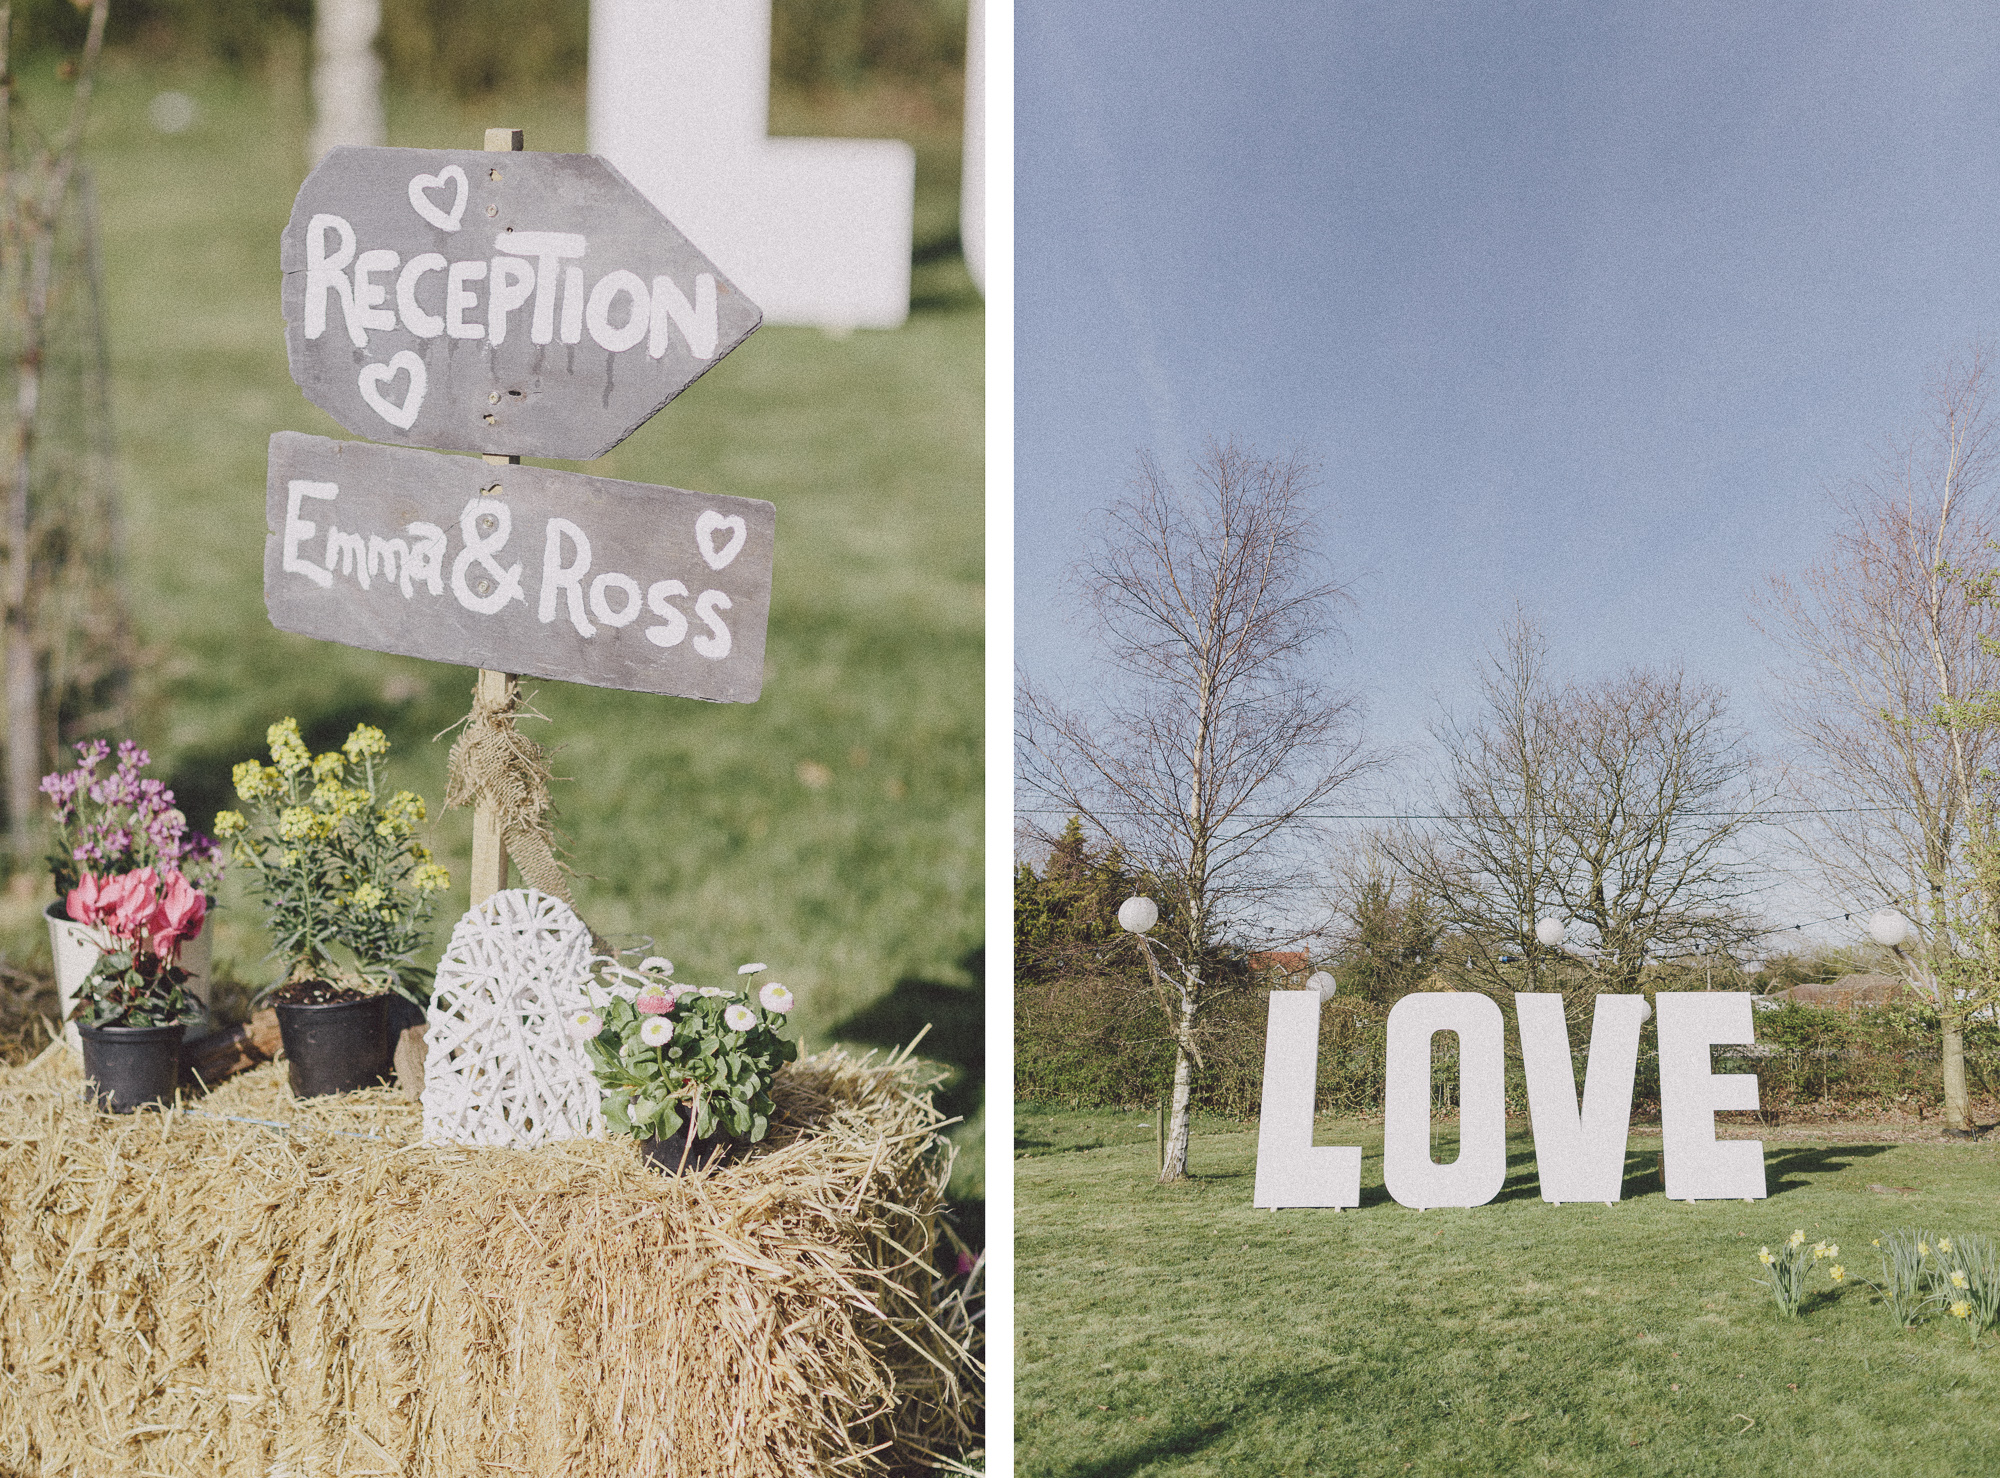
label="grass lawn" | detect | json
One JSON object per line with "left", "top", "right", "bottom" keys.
{"left": 1017, "top": 1105, "right": 2000, "bottom": 1477}
{"left": 0, "top": 52, "right": 982, "bottom": 1206}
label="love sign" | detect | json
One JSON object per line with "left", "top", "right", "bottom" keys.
{"left": 280, "top": 146, "right": 762, "bottom": 460}
{"left": 1253, "top": 991, "right": 1767, "bottom": 1210}
{"left": 263, "top": 432, "right": 772, "bottom": 702}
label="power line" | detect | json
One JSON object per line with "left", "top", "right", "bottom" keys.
{"left": 1016, "top": 805, "right": 1897, "bottom": 821}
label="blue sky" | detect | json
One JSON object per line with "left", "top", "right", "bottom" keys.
{"left": 1013, "top": 1, "right": 2000, "bottom": 941}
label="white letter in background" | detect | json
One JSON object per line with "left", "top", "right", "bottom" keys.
{"left": 450, "top": 500, "right": 524, "bottom": 615}
{"left": 324, "top": 527, "right": 370, "bottom": 589}
{"left": 561, "top": 265, "right": 585, "bottom": 344}
{"left": 1516, "top": 993, "right": 1647, "bottom": 1204}
{"left": 1657, "top": 994, "right": 1767, "bottom": 1201}
{"left": 304, "top": 214, "right": 365, "bottom": 346}
{"left": 538, "top": 518, "right": 595, "bottom": 637}
{"left": 487, "top": 255, "right": 537, "bottom": 345}
{"left": 282, "top": 480, "right": 336, "bottom": 587}
{"left": 590, "top": 572, "right": 643, "bottom": 628}
{"left": 649, "top": 272, "right": 718, "bottom": 359}
{"left": 1383, "top": 992, "right": 1508, "bottom": 1210}
{"left": 397, "top": 253, "right": 447, "bottom": 338}
{"left": 585, "top": 270, "right": 651, "bottom": 352}
{"left": 692, "top": 589, "right": 732, "bottom": 659}
{"left": 368, "top": 536, "right": 408, "bottom": 591}
{"left": 446, "top": 260, "right": 487, "bottom": 340}
{"left": 402, "top": 522, "right": 446, "bottom": 597}
{"left": 352, "top": 249, "right": 400, "bottom": 332}
{"left": 644, "top": 579, "right": 689, "bottom": 647}
{"left": 1252, "top": 991, "right": 1361, "bottom": 1210}
{"left": 500, "top": 230, "right": 587, "bottom": 344}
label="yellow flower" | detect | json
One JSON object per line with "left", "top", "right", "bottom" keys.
{"left": 1826, "top": 1244, "right": 1838, "bottom": 1259}
{"left": 232, "top": 759, "right": 271, "bottom": 802}
{"left": 1812, "top": 1242, "right": 1829, "bottom": 1259}
{"left": 1951, "top": 1301, "right": 1971, "bottom": 1320}
{"left": 310, "top": 751, "right": 345, "bottom": 783}
{"left": 268, "top": 718, "right": 310, "bottom": 774}
{"left": 1938, "top": 1238, "right": 1952, "bottom": 1254}
{"left": 1952, "top": 1271, "right": 1969, "bottom": 1289}
{"left": 213, "top": 809, "right": 247, "bottom": 838}
{"left": 1758, "top": 1248, "right": 1775, "bottom": 1265}
{"left": 1919, "top": 1242, "right": 1931, "bottom": 1258}
{"left": 1831, "top": 1266, "right": 1845, "bottom": 1282}
{"left": 1872, "top": 1239, "right": 1881, "bottom": 1248}
{"left": 348, "top": 882, "right": 385, "bottom": 909}
{"left": 385, "top": 790, "right": 427, "bottom": 824}
{"left": 342, "top": 723, "right": 390, "bottom": 761}
{"left": 278, "top": 806, "right": 333, "bottom": 843}
{"left": 410, "top": 862, "right": 451, "bottom": 892}
{"left": 1788, "top": 1229, "right": 1806, "bottom": 1248}
{"left": 311, "top": 779, "right": 349, "bottom": 811}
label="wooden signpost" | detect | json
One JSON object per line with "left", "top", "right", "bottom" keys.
{"left": 270, "top": 128, "right": 767, "bottom": 907}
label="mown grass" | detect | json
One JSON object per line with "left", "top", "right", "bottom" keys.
{"left": 1017, "top": 1105, "right": 2000, "bottom": 1477}
{"left": 0, "top": 53, "right": 982, "bottom": 1200}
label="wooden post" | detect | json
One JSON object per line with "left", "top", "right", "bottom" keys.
{"left": 470, "top": 126, "right": 524, "bottom": 907}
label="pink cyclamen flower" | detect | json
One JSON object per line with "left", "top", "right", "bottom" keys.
{"left": 66, "top": 872, "right": 107, "bottom": 926}
{"left": 105, "top": 867, "right": 159, "bottom": 941}
{"left": 149, "top": 870, "right": 207, "bottom": 963}
{"left": 635, "top": 985, "right": 673, "bottom": 1015}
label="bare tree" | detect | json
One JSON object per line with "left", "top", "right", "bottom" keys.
{"left": 1018, "top": 439, "right": 1375, "bottom": 1181}
{"left": 1758, "top": 347, "right": 2000, "bottom": 1134}
{"left": 1388, "top": 614, "right": 1765, "bottom": 1012}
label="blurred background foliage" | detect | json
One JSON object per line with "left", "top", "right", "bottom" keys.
{"left": 9, "top": 0, "right": 966, "bottom": 107}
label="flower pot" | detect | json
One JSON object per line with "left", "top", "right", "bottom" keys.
{"left": 639, "top": 1123, "right": 743, "bottom": 1174}
{"left": 275, "top": 993, "right": 393, "bottom": 1098}
{"left": 47, "top": 898, "right": 216, "bottom": 1053}
{"left": 77, "top": 1019, "right": 187, "bottom": 1113}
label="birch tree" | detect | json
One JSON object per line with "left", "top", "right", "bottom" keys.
{"left": 1759, "top": 347, "right": 2000, "bottom": 1134}
{"left": 1018, "top": 439, "right": 1374, "bottom": 1182}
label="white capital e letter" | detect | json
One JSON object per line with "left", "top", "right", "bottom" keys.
{"left": 282, "top": 480, "right": 336, "bottom": 588}
{"left": 1657, "top": 993, "right": 1767, "bottom": 1201}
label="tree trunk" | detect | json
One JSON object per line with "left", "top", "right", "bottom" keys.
{"left": 1159, "top": 1038, "right": 1194, "bottom": 1182}
{"left": 1941, "top": 1018, "right": 1972, "bottom": 1133}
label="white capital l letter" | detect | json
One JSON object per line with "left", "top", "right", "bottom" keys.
{"left": 1252, "top": 992, "right": 1361, "bottom": 1209}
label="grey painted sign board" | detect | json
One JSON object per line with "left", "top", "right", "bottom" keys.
{"left": 280, "top": 147, "right": 762, "bottom": 461}
{"left": 264, "top": 431, "right": 772, "bottom": 702}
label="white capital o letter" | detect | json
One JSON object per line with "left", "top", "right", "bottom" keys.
{"left": 1382, "top": 992, "right": 1508, "bottom": 1210}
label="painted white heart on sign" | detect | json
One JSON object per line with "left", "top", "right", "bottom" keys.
{"left": 358, "top": 351, "right": 428, "bottom": 429}
{"left": 695, "top": 511, "right": 747, "bottom": 571}
{"left": 407, "top": 165, "right": 468, "bottom": 232}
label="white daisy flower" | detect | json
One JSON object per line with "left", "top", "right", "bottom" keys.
{"left": 641, "top": 956, "right": 674, "bottom": 976}
{"left": 699, "top": 986, "right": 729, "bottom": 998}
{"left": 759, "top": 983, "right": 794, "bottom": 1014}
{"left": 565, "top": 1009, "right": 602, "bottom": 1040}
{"left": 639, "top": 1016, "right": 673, "bottom": 1047}
{"left": 724, "top": 1003, "right": 757, "bottom": 1032}
{"left": 737, "top": 962, "right": 768, "bottom": 975}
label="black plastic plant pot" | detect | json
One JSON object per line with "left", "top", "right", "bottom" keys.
{"left": 639, "top": 1122, "right": 742, "bottom": 1175}
{"left": 275, "top": 994, "right": 392, "bottom": 1098}
{"left": 77, "top": 1020, "right": 187, "bottom": 1113}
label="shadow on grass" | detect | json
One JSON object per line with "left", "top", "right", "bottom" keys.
{"left": 1036, "top": 1368, "right": 1349, "bottom": 1478}
{"left": 1765, "top": 1141, "right": 1895, "bottom": 1194}
{"left": 826, "top": 946, "right": 983, "bottom": 1258}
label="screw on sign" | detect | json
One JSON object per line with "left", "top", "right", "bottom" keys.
{"left": 280, "top": 143, "right": 762, "bottom": 460}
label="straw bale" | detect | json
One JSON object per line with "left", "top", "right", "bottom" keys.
{"left": 0, "top": 1042, "right": 978, "bottom": 1476}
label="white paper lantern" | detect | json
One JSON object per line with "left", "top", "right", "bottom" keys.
{"left": 1306, "top": 970, "right": 1338, "bottom": 1001}
{"left": 1535, "top": 916, "right": 1566, "bottom": 948}
{"left": 422, "top": 888, "right": 605, "bottom": 1148}
{"left": 1867, "top": 910, "right": 1912, "bottom": 948}
{"left": 1118, "top": 896, "right": 1159, "bottom": 934}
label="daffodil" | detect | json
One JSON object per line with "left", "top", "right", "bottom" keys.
{"left": 1952, "top": 1271, "right": 1969, "bottom": 1289}
{"left": 1831, "top": 1265, "right": 1845, "bottom": 1282}
{"left": 1788, "top": 1229, "right": 1806, "bottom": 1248}
{"left": 1758, "top": 1247, "right": 1775, "bottom": 1266}
{"left": 1938, "top": 1237, "right": 1952, "bottom": 1254}
{"left": 1952, "top": 1301, "right": 1972, "bottom": 1320}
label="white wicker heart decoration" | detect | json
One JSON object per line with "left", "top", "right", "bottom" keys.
{"left": 422, "top": 888, "right": 605, "bottom": 1147}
